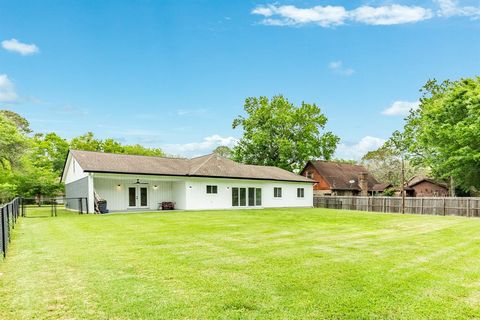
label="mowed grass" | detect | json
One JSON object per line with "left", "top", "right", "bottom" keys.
{"left": 1, "top": 207, "right": 480, "bottom": 319}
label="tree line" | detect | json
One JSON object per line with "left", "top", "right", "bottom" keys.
{"left": 0, "top": 112, "right": 165, "bottom": 202}
{"left": 1, "top": 76, "right": 478, "bottom": 201}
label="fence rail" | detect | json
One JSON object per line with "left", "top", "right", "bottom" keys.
{"left": 314, "top": 196, "right": 480, "bottom": 217}
{"left": 1, "top": 197, "right": 23, "bottom": 258}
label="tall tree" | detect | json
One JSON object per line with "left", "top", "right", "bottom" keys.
{"left": 387, "top": 77, "right": 480, "bottom": 191}
{"left": 70, "top": 132, "right": 165, "bottom": 156}
{"left": 362, "top": 146, "right": 429, "bottom": 187}
{"left": 0, "top": 110, "right": 32, "bottom": 134}
{"left": 70, "top": 132, "right": 103, "bottom": 151}
{"left": 0, "top": 112, "right": 30, "bottom": 169}
{"left": 232, "top": 95, "right": 339, "bottom": 172}
{"left": 31, "top": 133, "right": 70, "bottom": 174}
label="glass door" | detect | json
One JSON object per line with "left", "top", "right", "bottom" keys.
{"left": 231, "top": 187, "right": 262, "bottom": 207}
{"left": 128, "top": 186, "right": 149, "bottom": 208}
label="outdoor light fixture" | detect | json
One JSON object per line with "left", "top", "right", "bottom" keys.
{"left": 189, "top": 186, "right": 192, "bottom": 189}
{"left": 153, "top": 185, "right": 158, "bottom": 190}
{"left": 116, "top": 184, "right": 121, "bottom": 190}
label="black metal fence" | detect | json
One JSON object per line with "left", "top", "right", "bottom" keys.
{"left": 21, "top": 197, "right": 89, "bottom": 215}
{"left": 1, "top": 197, "right": 23, "bottom": 258}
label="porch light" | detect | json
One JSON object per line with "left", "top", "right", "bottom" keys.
{"left": 116, "top": 184, "right": 121, "bottom": 190}
{"left": 153, "top": 185, "right": 158, "bottom": 190}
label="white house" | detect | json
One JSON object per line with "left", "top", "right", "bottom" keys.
{"left": 61, "top": 150, "right": 314, "bottom": 213}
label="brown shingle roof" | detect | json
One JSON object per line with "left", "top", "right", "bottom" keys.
{"left": 307, "top": 160, "right": 379, "bottom": 190}
{"left": 68, "top": 150, "right": 313, "bottom": 183}
{"left": 407, "top": 175, "right": 448, "bottom": 188}
{"left": 371, "top": 183, "right": 392, "bottom": 192}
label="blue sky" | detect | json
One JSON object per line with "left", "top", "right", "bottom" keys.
{"left": 0, "top": 0, "right": 479, "bottom": 159}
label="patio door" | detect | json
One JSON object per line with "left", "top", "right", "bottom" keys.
{"left": 128, "top": 186, "right": 149, "bottom": 209}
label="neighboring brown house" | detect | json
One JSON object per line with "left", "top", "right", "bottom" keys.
{"left": 300, "top": 160, "right": 390, "bottom": 196}
{"left": 404, "top": 176, "right": 449, "bottom": 197}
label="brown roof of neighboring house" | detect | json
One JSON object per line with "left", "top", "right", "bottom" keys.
{"left": 371, "top": 183, "right": 393, "bottom": 192}
{"left": 407, "top": 176, "right": 448, "bottom": 188}
{"left": 67, "top": 150, "right": 313, "bottom": 183}
{"left": 304, "top": 160, "right": 379, "bottom": 190}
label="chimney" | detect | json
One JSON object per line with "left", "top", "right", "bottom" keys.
{"left": 358, "top": 172, "right": 368, "bottom": 196}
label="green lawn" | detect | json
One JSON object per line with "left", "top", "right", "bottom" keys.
{"left": 1, "top": 207, "right": 480, "bottom": 319}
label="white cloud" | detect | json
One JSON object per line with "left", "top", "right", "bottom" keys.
{"left": 352, "top": 5, "right": 433, "bottom": 25}
{"left": 1, "top": 39, "right": 39, "bottom": 55}
{"left": 335, "top": 136, "right": 386, "bottom": 160}
{"left": 0, "top": 74, "right": 18, "bottom": 102}
{"left": 252, "top": 4, "right": 432, "bottom": 27}
{"left": 435, "top": 0, "right": 480, "bottom": 18}
{"left": 328, "top": 61, "right": 355, "bottom": 76}
{"left": 163, "top": 135, "right": 238, "bottom": 156}
{"left": 382, "top": 100, "right": 420, "bottom": 116}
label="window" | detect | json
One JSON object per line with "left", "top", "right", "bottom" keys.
{"left": 297, "top": 188, "right": 305, "bottom": 198}
{"left": 240, "top": 188, "right": 247, "bottom": 206}
{"left": 306, "top": 171, "right": 313, "bottom": 179}
{"left": 255, "top": 188, "right": 262, "bottom": 206}
{"left": 274, "top": 187, "right": 282, "bottom": 198}
{"left": 248, "top": 188, "right": 255, "bottom": 206}
{"left": 206, "top": 185, "right": 218, "bottom": 194}
{"left": 232, "top": 188, "right": 239, "bottom": 206}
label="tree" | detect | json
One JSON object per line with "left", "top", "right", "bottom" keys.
{"left": 70, "top": 132, "right": 103, "bottom": 151}
{"left": 15, "top": 165, "right": 64, "bottom": 200}
{"left": 0, "top": 112, "right": 30, "bottom": 169}
{"left": 0, "top": 109, "right": 32, "bottom": 134}
{"left": 232, "top": 95, "right": 339, "bottom": 172}
{"left": 391, "top": 77, "right": 480, "bottom": 191}
{"left": 362, "top": 146, "right": 429, "bottom": 187}
{"left": 31, "top": 133, "right": 70, "bottom": 174}
{"left": 70, "top": 132, "right": 165, "bottom": 156}
{"left": 213, "top": 146, "right": 232, "bottom": 158}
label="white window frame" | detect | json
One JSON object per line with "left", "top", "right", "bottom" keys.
{"left": 206, "top": 185, "right": 218, "bottom": 194}
{"left": 297, "top": 188, "right": 305, "bottom": 198}
{"left": 274, "top": 187, "right": 282, "bottom": 198}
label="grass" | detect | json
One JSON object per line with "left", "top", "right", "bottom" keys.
{"left": 1, "top": 207, "right": 480, "bottom": 319}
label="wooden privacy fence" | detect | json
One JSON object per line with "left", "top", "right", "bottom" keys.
{"left": 1, "top": 197, "right": 23, "bottom": 258}
{"left": 314, "top": 196, "right": 480, "bottom": 217}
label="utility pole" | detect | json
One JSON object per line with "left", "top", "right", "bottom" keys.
{"left": 401, "top": 155, "right": 405, "bottom": 214}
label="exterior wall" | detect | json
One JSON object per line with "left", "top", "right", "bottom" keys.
{"left": 63, "top": 156, "right": 88, "bottom": 184}
{"left": 172, "top": 181, "right": 187, "bottom": 210}
{"left": 65, "top": 176, "right": 89, "bottom": 211}
{"left": 184, "top": 177, "right": 313, "bottom": 210}
{"left": 301, "top": 162, "right": 331, "bottom": 191}
{"left": 91, "top": 173, "right": 313, "bottom": 211}
{"left": 412, "top": 181, "right": 449, "bottom": 197}
{"left": 92, "top": 174, "right": 186, "bottom": 211}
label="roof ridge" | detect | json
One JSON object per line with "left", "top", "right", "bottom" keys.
{"left": 70, "top": 149, "right": 188, "bottom": 160}
{"left": 188, "top": 154, "right": 216, "bottom": 175}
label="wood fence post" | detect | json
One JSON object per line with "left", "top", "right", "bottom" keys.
{"left": 443, "top": 198, "right": 446, "bottom": 216}
{"left": 467, "top": 198, "right": 470, "bottom": 217}
{"left": 421, "top": 198, "right": 424, "bottom": 215}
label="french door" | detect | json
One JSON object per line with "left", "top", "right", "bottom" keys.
{"left": 128, "top": 186, "right": 149, "bottom": 208}
{"left": 232, "top": 187, "right": 262, "bottom": 207}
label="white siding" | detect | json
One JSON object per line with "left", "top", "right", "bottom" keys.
{"left": 184, "top": 177, "right": 313, "bottom": 210}
{"left": 90, "top": 173, "right": 312, "bottom": 212}
{"left": 65, "top": 177, "right": 89, "bottom": 212}
{"left": 63, "top": 156, "right": 88, "bottom": 184}
{"left": 92, "top": 174, "right": 186, "bottom": 211}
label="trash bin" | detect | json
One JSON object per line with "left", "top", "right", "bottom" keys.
{"left": 98, "top": 200, "right": 108, "bottom": 213}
